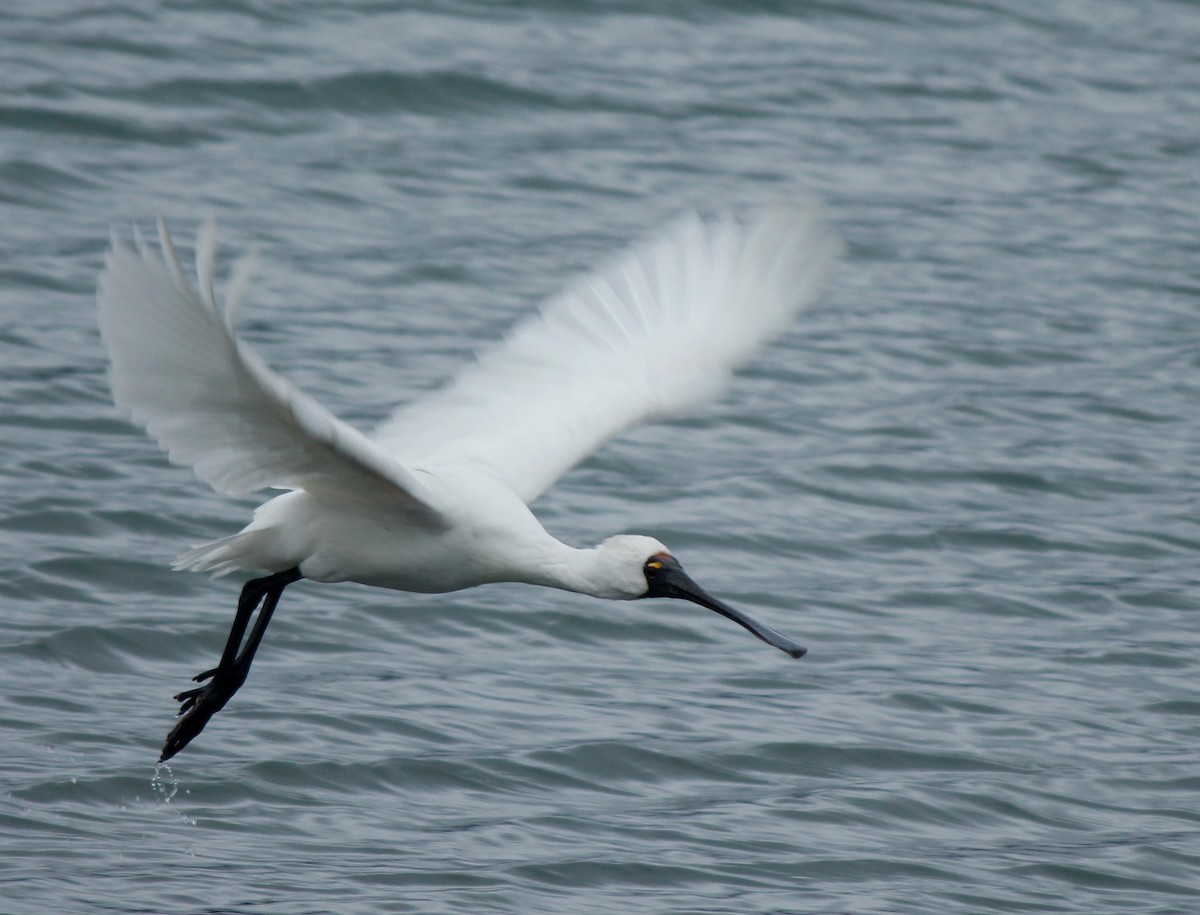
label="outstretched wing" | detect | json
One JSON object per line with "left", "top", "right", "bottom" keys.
{"left": 98, "top": 217, "right": 437, "bottom": 513}
{"left": 373, "top": 203, "right": 841, "bottom": 504}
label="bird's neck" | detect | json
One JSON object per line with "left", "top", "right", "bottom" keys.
{"left": 517, "top": 539, "right": 631, "bottom": 600}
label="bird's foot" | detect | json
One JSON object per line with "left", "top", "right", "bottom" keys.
{"left": 160, "top": 664, "right": 247, "bottom": 762}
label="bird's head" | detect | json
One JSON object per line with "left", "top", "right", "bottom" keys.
{"left": 595, "top": 535, "right": 807, "bottom": 658}
{"left": 592, "top": 534, "right": 671, "bottom": 599}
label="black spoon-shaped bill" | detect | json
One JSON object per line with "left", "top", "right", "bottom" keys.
{"left": 639, "top": 554, "right": 807, "bottom": 658}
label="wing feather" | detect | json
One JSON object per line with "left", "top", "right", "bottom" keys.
{"left": 373, "top": 202, "right": 841, "bottom": 503}
{"left": 98, "top": 218, "right": 437, "bottom": 513}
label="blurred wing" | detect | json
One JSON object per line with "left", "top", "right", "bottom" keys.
{"left": 98, "top": 217, "right": 437, "bottom": 513}
{"left": 373, "top": 202, "right": 842, "bottom": 504}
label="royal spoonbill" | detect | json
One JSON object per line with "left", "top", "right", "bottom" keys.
{"left": 97, "top": 204, "right": 841, "bottom": 761}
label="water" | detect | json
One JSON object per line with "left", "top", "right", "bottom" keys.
{"left": 2, "top": 1, "right": 1199, "bottom": 912}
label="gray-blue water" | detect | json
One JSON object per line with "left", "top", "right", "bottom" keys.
{"left": 3, "top": 2, "right": 1199, "bottom": 912}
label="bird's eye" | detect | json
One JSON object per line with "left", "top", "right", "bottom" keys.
{"left": 645, "top": 559, "right": 663, "bottom": 571}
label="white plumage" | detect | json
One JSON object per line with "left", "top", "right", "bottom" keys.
{"left": 374, "top": 205, "right": 838, "bottom": 503}
{"left": 97, "top": 203, "right": 841, "bottom": 761}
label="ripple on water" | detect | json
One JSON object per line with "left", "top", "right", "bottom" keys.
{"left": 2, "top": 1, "right": 1200, "bottom": 913}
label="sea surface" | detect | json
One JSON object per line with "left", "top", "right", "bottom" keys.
{"left": 2, "top": 1, "right": 1199, "bottom": 912}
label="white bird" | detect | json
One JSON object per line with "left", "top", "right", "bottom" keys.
{"left": 97, "top": 204, "right": 841, "bottom": 761}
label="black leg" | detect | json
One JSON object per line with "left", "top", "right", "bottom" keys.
{"left": 161, "top": 567, "right": 302, "bottom": 762}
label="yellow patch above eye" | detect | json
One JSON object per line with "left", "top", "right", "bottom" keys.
{"left": 647, "top": 560, "right": 663, "bottom": 570}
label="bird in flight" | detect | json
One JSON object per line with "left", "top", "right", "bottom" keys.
{"left": 97, "top": 204, "right": 841, "bottom": 762}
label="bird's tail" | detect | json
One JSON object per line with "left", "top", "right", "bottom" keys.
{"left": 173, "top": 531, "right": 267, "bottom": 576}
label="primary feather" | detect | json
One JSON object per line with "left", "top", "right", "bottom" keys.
{"left": 99, "top": 203, "right": 839, "bottom": 533}
{"left": 97, "top": 216, "right": 436, "bottom": 513}
{"left": 374, "top": 202, "right": 842, "bottom": 503}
